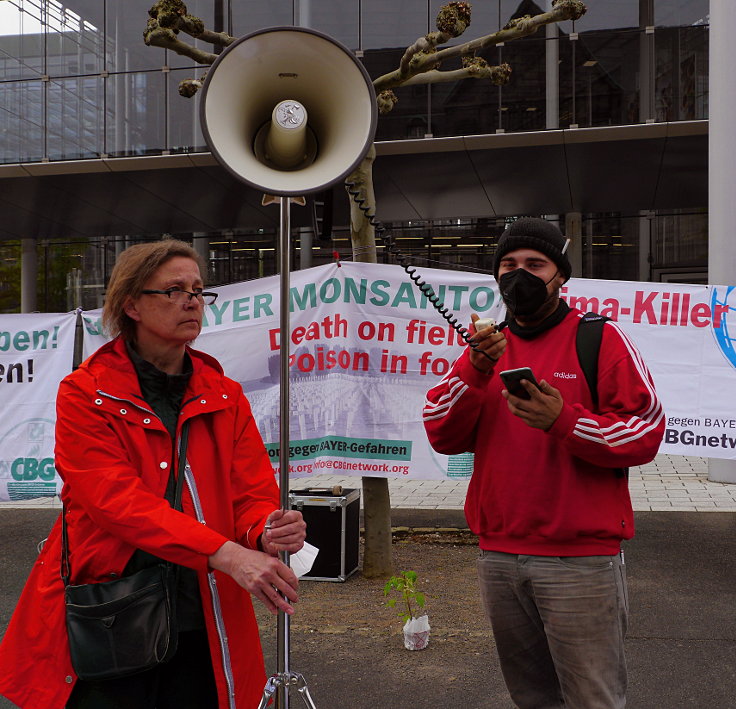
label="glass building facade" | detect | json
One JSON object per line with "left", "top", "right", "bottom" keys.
{"left": 0, "top": 0, "right": 711, "bottom": 312}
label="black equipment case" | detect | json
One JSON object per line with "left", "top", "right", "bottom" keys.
{"left": 289, "top": 487, "right": 360, "bottom": 582}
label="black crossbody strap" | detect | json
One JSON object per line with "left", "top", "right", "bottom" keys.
{"left": 576, "top": 312, "right": 610, "bottom": 411}
{"left": 576, "top": 312, "right": 628, "bottom": 479}
{"left": 61, "top": 419, "right": 191, "bottom": 587}
{"left": 61, "top": 501, "right": 71, "bottom": 587}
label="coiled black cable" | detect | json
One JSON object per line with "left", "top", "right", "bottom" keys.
{"left": 345, "top": 180, "right": 505, "bottom": 362}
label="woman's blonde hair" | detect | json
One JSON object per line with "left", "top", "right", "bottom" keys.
{"left": 102, "top": 239, "right": 205, "bottom": 341}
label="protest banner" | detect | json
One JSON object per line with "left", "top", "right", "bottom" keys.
{"left": 1, "top": 263, "right": 734, "bottom": 500}
{"left": 0, "top": 314, "right": 76, "bottom": 501}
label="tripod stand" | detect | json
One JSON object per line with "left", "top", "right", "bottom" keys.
{"left": 256, "top": 197, "right": 318, "bottom": 709}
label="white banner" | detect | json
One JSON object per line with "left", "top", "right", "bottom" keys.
{"left": 0, "top": 313, "right": 77, "bottom": 501}
{"left": 1, "top": 264, "right": 735, "bottom": 500}
{"left": 559, "top": 278, "right": 736, "bottom": 461}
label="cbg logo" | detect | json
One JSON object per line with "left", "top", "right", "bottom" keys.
{"left": 11, "top": 458, "right": 56, "bottom": 481}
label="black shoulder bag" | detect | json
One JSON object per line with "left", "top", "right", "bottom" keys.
{"left": 62, "top": 422, "right": 189, "bottom": 681}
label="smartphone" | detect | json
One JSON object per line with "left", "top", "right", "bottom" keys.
{"left": 499, "top": 367, "right": 540, "bottom": 400}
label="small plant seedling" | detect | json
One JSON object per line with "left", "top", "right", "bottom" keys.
{"left": 383, "top": 570, "right": 426, "bottom": 624}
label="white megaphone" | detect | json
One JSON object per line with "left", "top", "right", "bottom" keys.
{"left": 200, "top": 26, "right": 377, "bottom": 196}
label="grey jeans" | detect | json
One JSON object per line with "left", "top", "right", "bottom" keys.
{"left": 476, "top": 551, "right": 629, "bottom": 709}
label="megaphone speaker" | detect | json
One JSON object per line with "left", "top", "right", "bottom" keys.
{"left": 200, "top": 27, "right": 378, "bottom": 197}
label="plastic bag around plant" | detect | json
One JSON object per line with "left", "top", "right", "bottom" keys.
{"left": 402, "top": 614, "right": 430, "bottom": 651}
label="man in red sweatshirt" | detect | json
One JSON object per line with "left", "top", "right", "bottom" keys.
{"left": 424, "top": 218, "right": 664, "bottom": 709}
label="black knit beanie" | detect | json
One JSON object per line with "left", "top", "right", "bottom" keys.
{"left": 493, "top": 217, "right": 572, "bottom": 282}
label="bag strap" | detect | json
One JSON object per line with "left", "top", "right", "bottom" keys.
{"left": 576, "top": 312, "right": 609, "bottom": 411}
{"left": 61, "top": 419, "right": 191, "bottom": 587}
{"left": 575, "top": 312, "right": 628, "bottom": 479}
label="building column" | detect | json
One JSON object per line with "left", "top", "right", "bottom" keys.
{"left": 565, "top": 212, "right": 582, "bottom": 277}
{"left": 708, "top": 0, "right": 736, "bottom": 483}
{"left": 638, "top": 210, "right": 654, "bottom": 281}
{"left": 639, "top": 0, "right": 655, "bottom": 122}
{"left": 546, "top": 0, "right": 559, "bottom": 130}
{"left": 297, "top": 0, "right": 312, "bottom": 27}
{"left": 298, "top": 227, "right": 313, "bottom": 269}
{"left": 21, "top": 238, "right": 37, "bottom": 313}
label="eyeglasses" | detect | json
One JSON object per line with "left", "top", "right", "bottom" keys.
{"left": 141, "top": 288, "right": 218, "bottom": 305}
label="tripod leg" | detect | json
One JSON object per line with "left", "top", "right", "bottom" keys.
{"left": 292, "top": 673, "right": 318, "bottom": 709}
{"left": 257, "top": 675, "right": 281, "bottom": 709}
{"left": 297, "top": 683, "right": 318, "bottom": 709}
{"left": 260, "top": 671, "right": 317, "bottom": 708}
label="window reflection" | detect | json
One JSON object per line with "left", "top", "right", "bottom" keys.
{"left": 0, "top": 1, "right": 711, "bottom": 162}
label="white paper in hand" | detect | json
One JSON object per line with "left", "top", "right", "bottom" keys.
{"left": 290, "top": 542, "right": 319, "bottom": 578}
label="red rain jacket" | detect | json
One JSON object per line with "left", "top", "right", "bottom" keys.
{"left": 0, "top": 337, "right": 280, "bottom": 709}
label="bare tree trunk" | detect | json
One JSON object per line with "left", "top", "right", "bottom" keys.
{"left": 361, "top": 477, "right": 394, "bottom": 578}
{"left": 345, "top": 145, "right": 394, "bottom": 579}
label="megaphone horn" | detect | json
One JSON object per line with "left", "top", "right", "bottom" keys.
{"left": 200, "top": 27, "right": 378, "bottom": 197}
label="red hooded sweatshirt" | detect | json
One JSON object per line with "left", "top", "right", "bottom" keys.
{"left": 424, "top": 307, "right": 665, "bottom": 555}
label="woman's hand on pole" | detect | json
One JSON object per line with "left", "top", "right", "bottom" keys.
{"left": 260, "top": 509, "right": 307, "bottom": 556}
{"left": 209, "top": 540, "right": 299, "bottom": 615}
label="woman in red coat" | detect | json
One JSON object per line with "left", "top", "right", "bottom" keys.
{"left": 0, "top": 239, "right": 305, "bottom": 709}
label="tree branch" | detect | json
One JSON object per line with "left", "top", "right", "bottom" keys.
{"left": 398, "top": 2, "right": 472, "bottom": 77}
{"left": 387, "top": 61, "right": 512, "bottom": 89}
{"left": 144, "top": 1, "right": 233, "bottom": 67}
{"left": 144, "top": 22, "right": 218, "bottom": 64}
{"left": 373, "top": 0, "right": 585, "bottom": 93}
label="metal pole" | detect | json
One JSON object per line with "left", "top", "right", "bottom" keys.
{"left": 258, "top": 200, "right": 317, "bottom": 709}
{"left": 277, "top": 196, "right": 292, "bottom": 708}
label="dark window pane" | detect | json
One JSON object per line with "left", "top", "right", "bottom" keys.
{"left": 582, "top": 214, "right": 640, "bottom": 281}
{"left": 297, "top": 0, "right": 359, "bottom": 50}
{"left": 560, "top": 29, "right": 640, "bottom": 129}
{"left": 106, "top": 0, "right": 165, "bottom": 72}
{"left": 231, "top": 1, "right": 293, "bottom": 36}
{"left": 362, "top": 0, "right": 427, "bottom": 50}
{"left": 652, "top": 209, "right": 708, "bottom": 269}
{"left": 655, "top": 26, "right": 708, "bottom": 122}
{"left": 655, "top": 1, "right": 709, "bottom": 28}
{"left": 571, "top": 0, "right": 639, "bottom": 32}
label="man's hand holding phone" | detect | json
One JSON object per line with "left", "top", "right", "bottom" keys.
{"left": 500, "top": 367, "right": 564, "bottom": 431}
{"left": 469, "top": 314, "right": 507, "bottom": 374}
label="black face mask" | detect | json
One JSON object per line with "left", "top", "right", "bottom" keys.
{"left": 498, "top": 268, "right": 556, "bottom": 317}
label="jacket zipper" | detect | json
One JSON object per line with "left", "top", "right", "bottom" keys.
{"left": 97, "top": 390, "right": 158, "bottom": 417}
{"left": 184, "top": 462, "right": 237, "bottom": 709}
